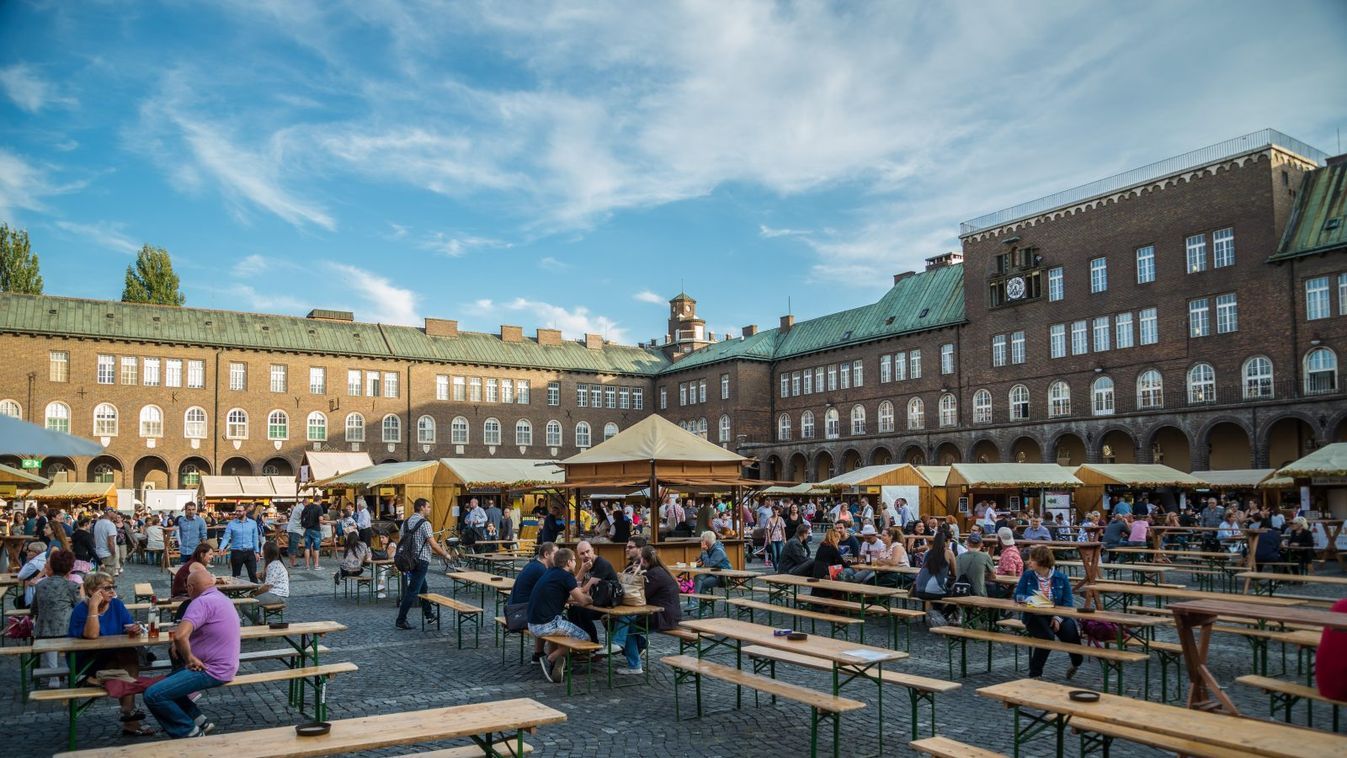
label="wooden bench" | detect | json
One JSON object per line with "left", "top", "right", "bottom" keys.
{"left": 743, "top": 644, "right": 960, "bottom": 740}
{"left": 929, "top": 626, "right": 1147, "bottom": 693}
{"left": 794, "top": 595, "right": 925, "bottom": 649}
{"left": 1237, "top": 674, "right": 1347, "bottom": 731}
{"left": 31, "top": 644, "right": 333, "bottom": 690}
{"left": 35, "top": 662, "right": 358, "bottom": 750}
{"left": 659, "top": 626, "right": 701, "bottom": 654}
{"left": 420, "top": 593, "right": 483, "bottom": 649}
{"left": 680, "top": 592, "right": 721, "bottom": 618}
{"left": 725, "top": 598, "right": 861, "bottom": 639}
{"left": 661, "top": 654, "right": 865, "bottom": 758}
{"left": 55, "top": 697, "right": 566, "bottom": 758}
{"left": 397, "top": 741, "right": 533, "bottom": 757}
{"left": 1069, "top": 716, "right": 1249, "bottom": 757}
{"left": 336, "top": 572, "right": 376, "bottom": 603}
{"left": 909, "top": 736, "right": 1006, "bottom": 757}
{"left": 539, "top": 634, "right": 601, "bottom": 696}
{"left": 1121, "top": 638, "right": 1187, "bottom": 702}
{"left": 132, "top": 583, "right": 155, "bottom": 602}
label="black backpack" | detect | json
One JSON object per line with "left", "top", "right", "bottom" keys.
{"left": 301, "top": 504, "right": 321, "bottom": 530}
{"left": 590, "top": 578, "right": 624, "bottom": 608}
{"left": 394, "top": 517, "right": 424, "bottom": 572}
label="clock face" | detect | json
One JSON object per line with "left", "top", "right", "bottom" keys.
{"left": 1006, "top": 276, "right": 1026, "bottom": 300}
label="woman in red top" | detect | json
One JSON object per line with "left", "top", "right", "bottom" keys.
{"left": 1318, "top": 597, "right": 1347, "bottom": 701}
{"left": 172, "top": 542, "right": 216, "bottom": 597}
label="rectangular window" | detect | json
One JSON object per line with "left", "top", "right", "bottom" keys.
{"left": 827, "top": 365, "right": 837, "bottom": 391}
{"left": 1189, "top": 298, "right": 1210, "bottom": 337}
{"left": 1115, "top": 312, "right": 1134, "bottom": 349}
{"left": 1089, "top": 257, "right": 1108, "bottom": 293}
{"left": 580, "top": 383, "right": 592, "bottom": 407}
{"left": 910, "top": 350, "right": 922, "bottom": 379}
{"left": 229, "top": 362, "right": 246, "bottom": 391}
{"left": 1070, "top": 321, "right": 1088, "bottom": 355}
{"left": 268, "top": 364, "right": 286, "bottom": 393}
{"left": 501, "top": 379, "right": 514, "bottom": 404}
{"left": 852, "top": 360, "right": 863, "bottom": 387}
{"left": 1339, "top": 273, "right": 1347, "bottom": 316}
{"left": 1215, "top": 292, "right": 1238, "bottom": 334}
{"left": 121, "top": 356, "right": 138, "bottom": 385}
{"left": 697, "top": 380, "right": 706, "bottom": 404}
{"left": 469, "top": 377, "right": 481, "bottom": 402}
{"left": 720, "top": 373, "right": 729, "bottom": 400}
{"left": 632, "top": 388, "right": 644, "bottom": 410}
{"left": 310, "top": 367, "right": 326, "bottom": 395}
{"left": 1047, "top": 267, "right": 1064, "bottom": 302}
{"left": 1186, "top": 233, "right": 1207, "bottom": 273}
{"left": 365, "top": 370, "right": 381, "bottom": 397}
{"left": 1306, "top": 276, "right": 1330, "bottom": 320}
{"left": 1092, "top": 316, "right": 1110, "bottom": 352}
{"left": 660, "top": 386, "right": 668, "bottom": 410}
{"left": 803, "top": 370, "right": 813, "bottom": 394}
{"left": 814, "top": 367, "right": 824, "bottom": 391}
{"left": 619, "top": 387, "right": 630, "bottom": 409}
{"left": 1010, "top": 331, "right": 1025, "bottom": 365}
{"left": 435, "top": 375, "right": 449, "bottom": 401}
{"left": 1212, "top": 227, "right": 1234, "bottom": 268}
{"left": 939, "top": 344, "right": 953, "bottom": 374}
{"left": 96, "top": 354, "right": 115, "bottom": 384}
{"left": 1139, "top": 307, "right": 1158, "bottom": 345}
{"left": 1049, "top": 324, "right": 1066, "bottom": 359}
{"left": 778, "top": 375, "right": 787, "bottom": 399}
{"left": 791, "top": 371, "right": 801, "bottom": 396}
{"left": 992, "top": 335, "right": 1007, "bottom": 367}
{"left": 517, "top": 379, "right": 529, "bottom": 404}
{"left": 452, "top": 376, "right": 466, "bottom": 401}
{"left": 605, "top": 386, "right": 616, "bottom": 408}
{"left": 548, "top": 381, "right": 560, "bottom": 406}
{"left": 49, "top": 351, "right": 69, "bottom": 382}
{"left": 591, "top": 385, "right": 601, "bottom": 408}
{"left": 143, "top": 357, "right": 161, "bottom": 387}
{"left": 1136, "top": 245, "right": 1155, "bottom": 284}
{"left": 485, "top": 378, "right": 498, "bottom": 403}
{"left": 384, "top": 372, "right": 398, "bottom": 398}
{"left": 187, "top": 360, "right": 204, "bottom": 389}
{"left": 165, "top": 359, "right": 182, "bottom": 388}
{"left": 839, "top": 363, "right": 850, "bottom": 389}
{"left": 347, "top": 369, "right": 362, "bottom": 396}
{"left": 893, "top": 353, "right": 906, "bottom": 381}
{"left": 880, "top": 354, "right": 892, "bottom": 382}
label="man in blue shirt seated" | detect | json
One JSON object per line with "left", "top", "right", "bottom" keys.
{"left": 527, "top": 548, "right": 592, "bottom": 684}
{"left": 1022, "top": 517, "right": 1054, "bottom": 542}
{"left": 510, "top": 542, "right": 556, "bottom": 664}
{"left": 835, "top": 523, "right": 862, "bottom": 562}
{"left": 220, "top": 509, "right": 262, "bottom": 582}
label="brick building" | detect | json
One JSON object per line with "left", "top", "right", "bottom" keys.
{"left": 2, "top": 129, "right": 1344, "bottom": 492}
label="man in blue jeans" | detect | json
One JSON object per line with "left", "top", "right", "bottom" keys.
{"left": 395, "top": 498, "right": 452, "bottom": 630}
{"left": 144, "top": 570, "right": 240, "bottom": 737}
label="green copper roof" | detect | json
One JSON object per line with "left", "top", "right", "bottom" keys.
{"left": 1271, "top": 162, "right": 1347, "bottom": 262}
{"left": 0, "top": 293, "right": 667, "bottom": 376}
{"left": 659, "top": 327, "right": 782, "bottom": 374}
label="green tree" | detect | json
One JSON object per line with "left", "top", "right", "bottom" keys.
{"left": 122, "top": 244, "right": 185, "bottom": 305}
{"left": 0, "top": 223, "right": 44, "bottom": 294}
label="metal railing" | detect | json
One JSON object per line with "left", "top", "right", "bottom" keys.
{"left": 960, "top": 129, "right": 1329, "bottom": 236}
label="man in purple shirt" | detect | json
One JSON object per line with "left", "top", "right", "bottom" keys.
{"left": 143, "top": 570, "right": 241, "bottom": 738}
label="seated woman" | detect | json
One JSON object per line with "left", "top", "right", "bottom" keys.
{"left": 911, "top": 529, "right": 957, "bottom": 624}
{"left": 609, "top": 546, "right": 681, "bottom": 675}
{"left": 32, "top": 549, "right": 81, "bottom": 688}
{"left": 69, "top": 571, "right": 154, "bottom": 737}
{"left": 172, "top": 542, "right": 216, "bottom": 599}
{"left": 253, "top": 542, "right": 289, "bottom": 607}
{"left": 872, "top": 526, "right": 910, "bottom": 587}
{"left": 1013, "top": 546, "right": 1083, "bottom": 680}
{"left": 334, "top": 532, "right": 371, "bottom": 583}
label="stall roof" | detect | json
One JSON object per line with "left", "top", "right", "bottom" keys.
{"left": 818, "top": 464, "right": 906, "bottom": 487}
{"left": 762, "top": 482, "right": 828, "bottom": 496}
{"left": 319, "top": 460, "right": 441, "bottom": 487}
{"left": 440, "top": 458, "right": 564, "bottom": 488}
{"left": 0, "top": 463, "right": 49, "bottom": 487}
{"left": 29, "top": 481, "right": 115, "bottom": 500}
{"left": 198, "top": 475, "right": 299, "bottom": 500}
{"left": 1190, "top": 469, "right": 1276, "bottom": 488}
{"left": 300, "top": 451, "right": 374, "bottom": 483}
{"left": 947, "top": 463, "right": 1082, "bottom": 489}
{"left": 916, "top": 466, "right": 950, "bottom": 487}
{"left": 1075, "top": 464, "right": 1206, "bottom": 488}
{"left": 1275, "top": 443, "right": 1347, "bottom": 479}
{"left": 560, "top": 414, "right": 746, "bottom": 466}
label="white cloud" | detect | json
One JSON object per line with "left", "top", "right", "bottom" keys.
{"left": 467, "top": 295, "right": 629, "bottom": 343}
{"left": 207, "top": 283, "right": 308, "bottom": 314}
{"left": 759, "top": 224, "right": 809, "bottom": 239}
{"left": 0, "top": 149, "right": 51, "bottom": 222}
{"left": 632, "top": 290, "right": 664, "bottom": 304}
{"left": 418, "top": 231, "right": 510, "bottom": 257}
{"left": 230, "top": 253, "right": 300, "bottom": 278}
{"left": 325, "top": 262, "right": 420, "bottom": 325}
{"left": 538, "top": 256, "right": 569, "bottom": 271}
{"left": 54, "top": 220, "right": 139, "bottom": 254}
{"left": 0, "top": 64, "right": 75, "bottom": 113}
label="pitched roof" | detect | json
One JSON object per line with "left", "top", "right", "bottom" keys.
{"left": 1271, "top": 161, "right": 1347, "bottom": 262}
{"left": 660, "top": 327, "right": 781, "bottom": 373}
{"left": 946, "top": 463, "right": 1082, "bottom": 488}
{"left": 560, "top": 414, "right": 746, "bottom": 466}
{"left": 439, "top": 458, "right": 564, "bottom": 488}
{"left": 1190, "top": 469, "right": 1276, "bottom": 488}
{"left": 1074, "top": 463, "right": 1205, "bottom": 487}
{"left": 1275, "top": 442, "right": 1347, "bottom": 479}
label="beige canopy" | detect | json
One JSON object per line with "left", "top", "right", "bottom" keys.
{"left": 439, "top": 458, "right": 564, "bottom": 489}
{"left": 1190, "top": 469, "right": 1277, "bottom": 488}
{"left": 947, "top": 463, "right": 1082, "bottom": 489}
{"left": 0, "top": 463, "right": 48, "bottom": 487}
{"left": 1276, "top": 443, "right": 1347, "bottom": 479}
{"left": 561, "top": 414, "right": 746, "bottom": 467}
{"left": 198, "top": 475, "right": 299, "bottom": 502}
{"left": 1074, "top": 463, "right": 1206, "bottom": 488}
{"left": 28, "top": 481, "right": 117, "bottom": 506}
{"left": 818, "top": 464, "right": 908, "bottom": 488}
{"left": 298, "top": 451, "right": 374, "bottom": 484}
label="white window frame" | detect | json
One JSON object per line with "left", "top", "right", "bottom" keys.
{"left": 269, "top": 364, "right": 287, "bottom": 393}
{"left": 435, "top": 375, "right": 449, "bottom": 401}
{"left": 938, "top": 394, "right": 957, "bottom": 428}
{"left": 516, "top": 419, "right": 532, "bottom": 446}
{"left": 1091, "top": 377, "right": 1115, "bottom": 416}
{"left": 893, "top": 354, "right": 906, "bottom": 382}
{"left": 972, "top": 389, "right": 992, "bottom": 424}
{"left": 1304, "top": 348, "right": 1338, "bottom": 395}
{"left": 1306, "top": 276, "right": 1330, "bottom": 320}
{"left": 1009, "top": 385, "right": 1030, "bottom": 421}
{"left": 718, "top": 415, "right": 731, "bottom": 444}
{"left": 120, "top": 356, "right": 137, "bottom": 385}
{"left": 45, "top": 401, "right": 70, "bottom": 432}
{"left": 547, "top": 381, "right": 560, "bottom": 406}
{"left": 604, "top": 422, "right": 619, "bottom": 441}
{"left": 1115, "top": 312, "right": 1134, "bottom": 349}
{"left": 778, "top": 413, "right": 792, "bottom": 441}
{"left": 346, "top": 413, "right": 365, "bottom": 442}
{"left": 1047, "top": 266, "right": 1064, "bottom": 302}
{"left": 906, "top": 398, "right": 924, "bottom": 430}
{"left": 850, "top": 404, "right": 866, "bottom": 435}
{"left": 165, "top": 359, "right": 182, "bottom": 388}
{"left": 382, "top": 414, "right": 401, "bottom": 443}
{"left": 226, "top": 408, "right": 248, "bottom": 440}
{"left": 852, "top": 360, "right": 863, "bottom": 387}
{"left": 720, "top": 373, "right": 730, "bottom": 400}
{"left": 308, "top": 412, "right": 328, "bottom": 441}
{"left": 482, "top": 417, "right": 501, "bottom": 446}
{"left": 1071, "top": 321, "right": 1088, "bottom": 355}
{"left": 1186, "top": 233, "right": 1207, "bottom": 273}
{"left": 229, "top": 362, "right": 246, "bottom": 391}
{"left": 1089, "top": 257, "right": 1107, "bottom": 293}
{"left": 1139, "top": 308, "right": 1158, "bottom": 345}
{"left": 910, "top": 350, "right": 922, "bottom": 379}
{"left": 49, "top": 351, "right": 69, "bottom": 383}
{"left": 1137, "top": 370, "right": 1164, "bottom": 409}
{"left": 1215, "top": 292, "right": 1238, "bottom": 334}
{"left": 1010, "top": 331, "right": 1025, "bottom": 364}
{"left": 143, "top": 357, "right": 161, "bottom": 387}
{"left": 1048, "top": 381, "right": 1071, "bottom": 418}
{"left": 1187, "top": 363, "right": 1216, "bottom": 404}
{"left": 310, "top": 367, "right": 326, "bottom": 395}
{"left": 184, "top": 407, "right": 207, "bottom": 439}
{"left": 187, "top": 359, "right": 204, "bottom": 389}
{"left": 93, "top": 403, "right": 118, "bottom": 436}
{"left": 991, "top": 335, "right": 1006, "bottom": 367}
{"left": 266, "top": 409, "right": 288, "bottom": 440}
{"left": 1136, "top": 245, "right": 1155, "bottom": 284}
{"left": 801, "top": 410, "right": 815, "bottom": 439}
{"left": 1189, "top": 298, "right": 1210, "bottom": 338}
{"left": 1242, "top": 356, "right": 1274, "bottom": 399}
{"left": 575, "top": 421, "right": 591, "bottom": 449}
{"left": 1092, "top": 316, "right": 1110, "bottom": 352}
{"left": 1212, "top": 227, "right": 1234, "bottom": 268}
{"left": 451, "top": 416, "right": 469, "bottom": 445}
{"left": 545, "top": 420, "right": 562, "bottom": 447}
{"left": 348, "top": 369, "right": 362, "bottom": 396}
{"left": 880, "top": 355, "right": 892, "bottom": 383}
{"left": 877, "top": 400, "right": 894, "bottom": 433}
{"left": 96, "top": 354, "right": 115, "bottom": 384}
{"left": 825, "top": 407, "right": 840, "bottom": 439}
{"left": 940, "top": 344, "right": 954, "bottom": 375}
{"left": 418, "top": 415, "right": 436, "bottom": 444}
{"left": 140, "top": 405, "right": 165, "bottom": 438}
{"left": 453, "top": 376, "right": 466, "bottom": 402}
{"left": 1049, "top": 324, "right": 1066, "bottom": 359}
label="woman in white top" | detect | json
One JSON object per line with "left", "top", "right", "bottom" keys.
{"left": 252, "top": 542, "right": 289, "bottom": 606}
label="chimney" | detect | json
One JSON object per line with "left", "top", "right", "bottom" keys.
{"left": 425, "top": 317, "right": 458, "bottom": 337}
{"left": 584, "top": 333, "right": 604, "bottom": 350}
{"left": 536, "top": 328, "right": 563, "bottom": 346}
{"left": 924, "top": 252, "right": 965, "bottom": 270}
{"left": 780, "top": 314, "right": 795, "bottom": 333}
{"left": 892, "top": 271, "right": 917, "bottom": 285}
{"left": 742, "top": 324, "right": 758, "bottom": 337}
{"left": 500, "top": 324, "right": 523, "bottom": 343}
{"left": 307, "top": 309, "right": 354, "bottom": 322}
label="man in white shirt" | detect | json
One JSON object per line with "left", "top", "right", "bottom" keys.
{"left": 355, "top": 498, "right": 374, "bottom": 544}
{"left": 464, "top": 498, "right": 487, "bottom": 552}
{"left": 287, "top": 502, "right": 307, "bottom": 567}
{"left": 858, "top": 497, "right": 875, "bottom": 526}
{"left": 896, "top": 498, "right": 917, "bottom": 530}
{"left": 756, "top": 501, "right": 772, "bottom": 528}
{"left": 93, "top": 509, "right": 120, "bottom": 575}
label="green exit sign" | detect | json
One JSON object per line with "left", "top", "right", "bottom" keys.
{"left": 21, "top": 458, "right": 41, "bottom": 470}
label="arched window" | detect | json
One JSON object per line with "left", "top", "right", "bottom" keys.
{"left": 482, "top": 418, "right": 501, "bottom": 445}
{"left": 266, "top": 409, "right": 288, "bottom": 440}
{"left": 92, "top": 463, "right": 115, "bottom": 483}
{"left": 545, "top": 419, "right": 562, "bottom": 447}
{"left": 307, "top": 412, "right": 327, "bottom": 441}
{"left": 1304, "top": 347, "right": 1338, "bottom": 394}
{"left": 1137, "top": 370, "right": 1164, "bottom": 409}
{"left": 575, "top": 421, "right": 592, "bottom": 448}
{"left": 44, "top": 401, "right": 70, "bottom": 433}
{"left": 184, "top": 407, "right": 207, "bottom": 439}
{"left": 417, "top": 415, "right": 436, "bottom": 444}
{"left": 718, "top": 414, "right": 731, "bottom": 443}
{"left": 1009, "top": 385, "right": 1030, "bottom": 421}
{"left": 1186, "top": 363, "right": 1216, "bottom": 404}
{"left": 180, "top": 463, "right": 201, "bottom": 487}
{"left": 697, "top": 418, "right": 708, "bottom": 438}
{"left": 604, "top": 422, "right": 619, "bottom": 441}
{"left": 850, "top": 404, "right": 866, "bottom": 435}
{"left": 226, "top": 408, "right": 248, "bottom": 439}
{"left": 141, "top": 405, "right": 165, "bottom": 438}
{"left": 906, "top": 398, "right": 924, "bottom": 430}
{"left": 382, "top": 414, "right": 401, "bottom": 442}
{"left": 93, "top": 403, "right": 119, "bottom": 436}
{"left": 938, "top": 393, "right": 957, "bottom": 428}
{"left": 345, "top": 413, "right": 365, "bottom": 442}
{"left": 450, "top": 416, "right": 469, "bottom": 445}
{"left": 972, "top": 390, "right": 992, "bottom": 424}
{"left": 0, "top": 399, "right": 22, "bottom": 418}
{"left": 1091, "top": 377, "right": 1115, "bottom": 416}
{"left": 800, "top": 410, "right": 815, "bottom": 439}
{"left": 1241, "top": 356, "right": 1274, "bottom": 399}
{"left": 778, "top": 413, "right": 792, "bottom": 441}
{"left": 824, "top": 407, "right": 840, "bottom": 438}
{"left": 516, "top": 419, "right": 532, "bottom": 446}
{"left": 877, "top": 401, "right": 894, "bottom": 433}
{"left": 1048, "top": 381, "right": 1071, "bottom": 417}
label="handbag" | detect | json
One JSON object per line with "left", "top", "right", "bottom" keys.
{"left": 505, "top": 602, "right": 529, "bottom": 632}
{"left": 618, "top": 572, "right": 646, "bottom": 606}
{"left": 827, "top": 564, "right": 844, "bottom": 581}
{"left": 5, "top": 615, "right": 33, "bottom": 640}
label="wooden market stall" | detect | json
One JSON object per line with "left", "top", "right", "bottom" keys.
{"left": 297, "top": 451, "right": 374, "bottom": 493}
{"left": 438, "top": 458, "right": 564, "bottom": 537}
{"left": 1073, "top": 463, "right": 1206, "bottom": 514}
{"left": 314, "top": 460, "right": 455, "bottom": 533}
{"left": 761, "top": 482, "right": 827, "bottom": 497}
{"left": 1274, "top": 443, "right": 1347, "bottom": 564}
{"left": 551, "top": 414, "right": 764, "bottom": 569}
{"left": 197, "top": 475, "right": 299, "bottom": 514}
{"left": 0, "top": 462, "right": 48, "bottom": 504}
{"left": 945, "top": 463, "right": 1082, "bottom": 520}
{"left": 27, "top": 481, "right": 119, "bottom": 512}
{"left": 816, "top": 463, "right": 951, "bottom": 519}
{"left": 1189, "top": 469, "right": 1287, "bottom": 509}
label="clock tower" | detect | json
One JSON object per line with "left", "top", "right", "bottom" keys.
{"left": 664, "top": 292, "right": 710, "bottom": 359}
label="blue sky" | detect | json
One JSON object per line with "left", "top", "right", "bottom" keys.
{"left": 2, "top": 1, "right": 1345, "bottom": 345}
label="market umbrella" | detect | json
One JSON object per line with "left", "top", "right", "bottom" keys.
{"left": 0, "top": 414, "right": 104, "bottom": 457}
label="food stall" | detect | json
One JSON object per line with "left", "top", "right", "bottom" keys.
{"left": 28, "top": 481, "right": 119, "bottom": 512}
{"left": 296, "top": 451, "right": 374, "bottom": 496}
{"left": 817, "top": 463, "right": 951, "bottom": 520}
{"left": 438, "top": 458, "right": 565, "bottom": 537}
{"left": 197, "top": 475, "right": 299, "bottom": 514}
{"left": 314, "top": 460, "right": 456, "bottom": 534}
{"left": 1274, "top": 443, "right": 1347, "bottom": 563}
{"left": 945, "top": 463, "right": 1083, "bottom": 519}
{"left": 1189, "top": 469, "right": 1288, "bottom": 510}
{"left": 1073, "top": 463, "right": 1206, "bottom": 515}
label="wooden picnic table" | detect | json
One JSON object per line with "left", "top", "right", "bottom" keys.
{"left": 1309, "top": 519, "right": 1345, "bottom": 567}
{"left": 977, "top": 677, "right": 1347, "bottom": 757}
{"left": 588, "top": 603, "right": 663, "bottom": 687}
{"left": 1084, "top": 582, "right": 1305, "bottom": 613}
{"left": 55, "top": 698, "right": 567, "bottom": 758}
{"left": 1170, "top": 599, "right": 1347, "bottom": 715}
{"left": 681, "top": 616, "right": 907, "bottom": 752}
{"left": 869, "top": 564, "right": 1019, "bottom": 586}
{"left": 214, "top": 577, "right": 261, "bottom": 597}
{"left": 671, "top": 564, "right": 760, "bottom": 598}
{"left": 755, "top": 573, "right": 905, "bottom": 646}
{"left": 447, "top": 570, "right": 514, "bottom": 611}
{"left": 1236, "top": 570, "right": 1347, "bottom": 596}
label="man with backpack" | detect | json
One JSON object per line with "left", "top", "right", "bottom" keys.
{"left": 300, "top": 499, "right": 325, "bottom": 571}
{"left": 394, "top": 498, "right": 452, "bottom": 630}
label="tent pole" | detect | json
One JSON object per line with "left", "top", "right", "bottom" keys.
{"left": 649, "top": 459, "right": 658, "bottom": 546}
